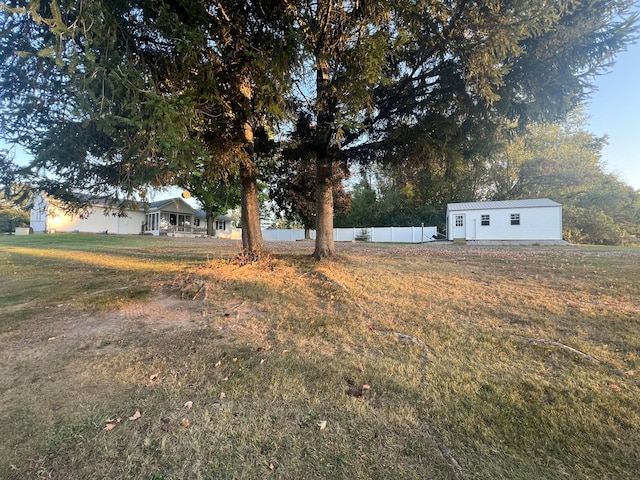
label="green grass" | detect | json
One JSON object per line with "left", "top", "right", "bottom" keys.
{"left": 0, "top": 234, "right": 638, "bottom": 479}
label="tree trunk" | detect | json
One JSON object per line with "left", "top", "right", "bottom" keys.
{"left": 314, "top": 154, "right": 335, "bottom": 258}
{"left": 313, "top": 54, "right": 336, "bottom": 259}
{"left": 206, "top": 208, "right": 215, "bottom": 237}
{"left": 240, "top": 160, "right": 265, "bottom": 256}
{"left": 237, "top": 77, "right": 266, "bottom": 258}
{"left": 304, "top": 225, "right": 311, "bottom": 240}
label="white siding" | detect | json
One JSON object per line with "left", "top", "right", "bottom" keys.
{"left": 30, "top": 194, "right": 48, "bottom": 233}
{"left": 45, "top": 205, "right": 146, "bottom": 234}
{"left": 446, "top": 199, "right": 562, "bottom": 241}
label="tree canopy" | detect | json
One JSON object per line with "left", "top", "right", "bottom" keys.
{"left": 269, "top": 113, "right": 351, "bottom": 239}
{"left": 0, "top": 0, "right": 298, "bottom": 254}
{"left": 344, "top": 111, "right": 640, "bottom": 245}
{"left": 0, "top": 0, "right": 638, "bottom": 256}
{"left": 484, "top": 113, "right": 640, "bottom": 244}
{"left": 290, "top": 0, "right": 638, "bottom": 257}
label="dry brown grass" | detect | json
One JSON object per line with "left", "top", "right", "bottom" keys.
{"left": 0, "top": 235, "right": 638, "bottom": 479}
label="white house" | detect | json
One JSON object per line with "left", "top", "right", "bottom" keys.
{"left": 446, "top": 198, "right": 563, "bottom": 243}
{"left": 31, "top": 193, "right": 148, "bottom": 235}
{"left": 30, "top": 193, "right": 238, "bottom": 238}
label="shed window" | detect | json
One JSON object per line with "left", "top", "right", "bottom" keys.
{"left": 455, "top": 215, "right": 464, "bottom": 227}
{"left": 511, "top": 213, "right": 520, "bottom": 225}
{"left": 481, "top": 214, "right": 490, "bottom": 226}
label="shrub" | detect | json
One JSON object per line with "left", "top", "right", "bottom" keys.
{"left": 563, "top": 206, "right": 622, "bottom": 245}
{"left": 0, "top": 202, "right": 30, "bottom": 233}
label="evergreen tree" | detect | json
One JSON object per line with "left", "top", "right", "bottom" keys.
{"left": 0, "top": 0, "right": 298, "bottom": 255}
{"left": 290, "top": 0, "right": 637, "bottom": 258}
{"left": 269, "top": 113, "right": 350, "bottom": 239}
{"left": 2, "top": 0, "right": 636, "bottom": 257}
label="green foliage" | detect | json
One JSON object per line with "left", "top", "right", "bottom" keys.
{"left": 335, "top": 171, "right": 450, "bottom": 230}
{"left": 340, "top": 110, "right": 640, "bottom": 245}
{"left": 334, "top": 178, "right": 378, "bottom": 228}
{"left": 0, "top": 201, "right": 29, "bottom": 233}
{"left": 0, "top": 0, "right": 298, "bottom": 221}
{"left": 269, "top": 114, "right": 351, "bottom": 232}
{"left": 563, "top": 206, "right": 624, "bottom": 246}
{"left": 484, "top": 113, "right": 640, "bottom": 245}
{"left": 1, "top": 0, "right": 638, "bottom": 256}
{"left": 0, "top": 148, "right": 30, "bottom": 205}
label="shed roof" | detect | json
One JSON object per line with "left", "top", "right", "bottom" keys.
{"left": 447, "top": 198, "right": 561, "bottom": 212}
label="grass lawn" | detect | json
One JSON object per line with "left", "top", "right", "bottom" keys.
{"left": 0, "top": 234, "right": 638, "bottom": 479}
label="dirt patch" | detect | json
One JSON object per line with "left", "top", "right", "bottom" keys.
{"left": 0, "top": 281, "right": 266, "bottom": 380}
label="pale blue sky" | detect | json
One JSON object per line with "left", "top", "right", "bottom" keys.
{"left": 3, "top": 36, "right": 640, "bottom": 191}
{"left": 586, "top": 37, "right": 640, "bottom": 190}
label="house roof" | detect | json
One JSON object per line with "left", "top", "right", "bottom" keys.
{"left": 147, "top": 197, "right": 199, "bottom": 214}
{"left": 447, "top": 198, "right": 561, "bottom": 212}
{"left": 194, "top": 211, "right": 233, "bottom": 221}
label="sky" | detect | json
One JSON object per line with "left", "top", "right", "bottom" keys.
{"left": 586, "top": 37, "right": 640, "bottom": 190}
{"left": 2, "top": 34, "right": 640, "bottom": 192}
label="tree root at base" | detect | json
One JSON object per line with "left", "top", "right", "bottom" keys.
{"left": 516, "top": 335, "right": 602, "bottom": 364}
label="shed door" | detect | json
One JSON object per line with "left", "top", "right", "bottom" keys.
{"left": 453, "top": 214, "right": 466, "bottom": 239}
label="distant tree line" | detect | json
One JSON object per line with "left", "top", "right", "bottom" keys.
{"left": 0, "top": 149, "right": 29, "bottom": 233}
{"left": 332, "top": 111, "right": 639, "bottom": 245}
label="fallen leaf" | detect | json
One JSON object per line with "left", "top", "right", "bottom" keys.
{"left": 219, "top": 392, "right": 226, "bottom": 400}
{"left": 104, "top": 422, "right": 117, "bottom": 432}
{"left": 624, "top": 370, "right": 635, "bottom": 377}
{"left": 362, "top": 384, "right": 371, "bottom": 391}
{"left": 215, "top": 361, "right": 222, "bottom": 368}
{"left": 129, "top": 410, "right": 141, "bottom": 421}
{"left": 260, "top": 359, "right": 265, "bottom": 365}
{"left": 181, "top": 418, "right": 190, "bottom": 427}
{"left": 222, "top": 376, "right": 229, "bottom": 381}
{"left": 184, "top": 401, "right": 193, "bottom": 410}
{"left": 232, "top": 357, "right": 238, "bottom": 362}
{"left": 149, "top": 373, "right": 159, "bottom": 382}
{"left": 317, "top": 420, "right": 327, "bottom": 430}
{"left": 609, "top": 384, "right": 622, "bottom": 391}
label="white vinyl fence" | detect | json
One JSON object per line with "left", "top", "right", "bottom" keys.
{"left": 262, "top": 225, "right": 438, "bottom": 243}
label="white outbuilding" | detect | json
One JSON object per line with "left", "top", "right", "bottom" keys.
{"left": 446, "top": 198, "right": 563, "bottom": 243}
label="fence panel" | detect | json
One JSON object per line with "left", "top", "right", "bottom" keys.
{"left": 262, "top": 229, "right": 309, "bottom": 241}
{"left": 335, "top": 228, "right": 356, "bottom": 241}
{"left": 262, "top": 226, "right": 438, "bottom": 243}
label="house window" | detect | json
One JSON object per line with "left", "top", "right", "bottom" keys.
{"left": 216, "top": 220, "right": 226, "bottom": 230}
{"left": 455, "top": 215, "right": 464, "bottom": 227}
{"left": 481, "top": 214, "right": 490, "bottom": 226}
{"left": 511, "top": 213, "right": 520, "bottom": 225}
